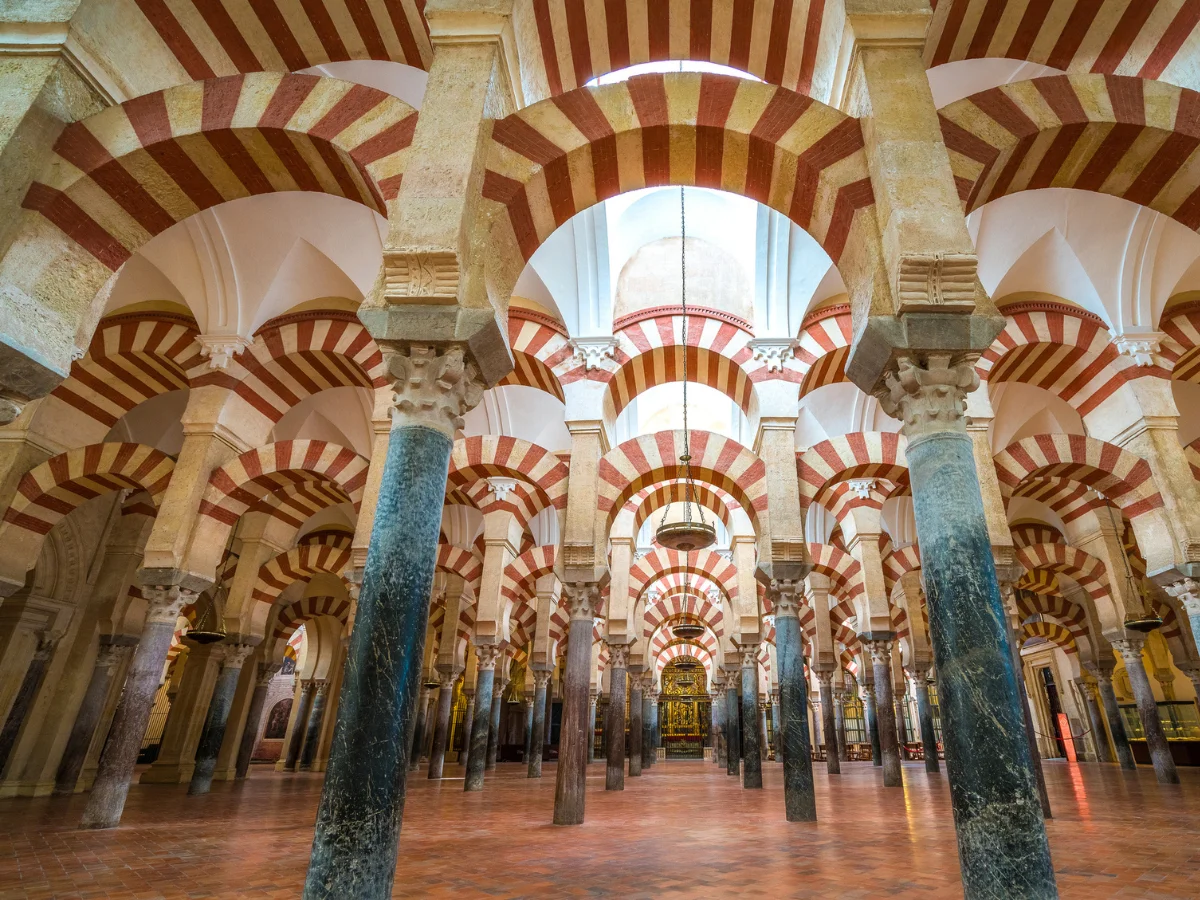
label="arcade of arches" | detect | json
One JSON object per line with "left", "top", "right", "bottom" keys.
{"left": 2, "top": 1, "right": 1200, "bottom": 898}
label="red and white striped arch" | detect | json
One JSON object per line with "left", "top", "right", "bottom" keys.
{"left": 653, "top": 644, "right": 715, "bottom": 679}
{"left": 129, "top": 0, "right": 430, "bottom": 81}
{"left": 50, "top": 313, "right": 203, "bottom": 429}
{"left": 251, "top": 532, "right": 353, "bottom": 605}
{"left": 794, "top": 304, "right": 854, "bottom": 399}
{"left": 626, "top": 480, "right": 737, "bottom": 535}
{"left": 24, "top": 73, "right": 418, "bottom": 275}
{"left": 501, "top": 545, "right": 558, "bottom": 606}
{"left": 599, "top": 430, "right": 767, "bottom": 533}
{"left": 1160, "top": 301, "right": 1200, "bottom": 383}
{"left": 643, "top": 588, "right": 726, "bottom": 640}
{"left": 2, "top": 443, "right": 174, "bottom": 538}
{"left": 498, "top": 309, "right": 572, "bottom": 401}
{"left": 818, "top": 478, "right": 904, "bottom": 524}
{"left": 483, "top": 73, "right": 875, "bottom": 271}
{"left": 629, "top": 548, "right": 740, "bottom": 604}
{"left": 1016, "top": 542, "right": 1111, "bottom": 607}
{"left": 1011, "top": 476, "right": 1112, "bottom": 524}
{"left": 926, "top": 0, "right": 1200, "bottom": 81}
{"left": 881, "top": 543, "right": 922, "bottom": 594}
{"left": 273, "top": 594, "right": 352, "bottom": 640}
{"left": 448, "top": 436, "right": 570, "bottom": 515}
{"left": 1011, "top": 522, "right": 1067, "bottom": 548}
{"left": 1021, "top": 620, "right": 1078, "bottom": 654}
{"left": 193, "top": 311, "right": 387, "bottom": 423}
{"left": 1013, "top": 587, "right": 1092, "bottom": 650}
{"left": 436, "top": 545, "right": 485, "bottom": 594}
{"left": 993, "top": 434, "right": 1164, "bottom": 518}
{"left": 797, "top": 432, "right": 908, "bottom": 512}
{"left": 940, "top": 75, "right": 1200, "bottom": 231}
{"left": 977, "top": 303, "right": 1156, "bottom": 415}
{"left": 445, "top": 480, "right": 544, "bottom": 534}
{"left": 524, "top": 0, "right": 838, "bottom": 99}
{"left": 649, "top": 626, "right": 720, "bottom": 662}
{"left": 807, "top": 542, "right": 863, "bottom": 603}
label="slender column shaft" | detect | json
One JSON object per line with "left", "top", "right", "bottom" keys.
{"left": 895, "top": 697, "right": 909, "bottom": 744}
{"left": 298, "top": 681, "right": 330, "bottom": 772}
{"left": 458, "top": 691, "right": 474, "bottom": 765}
{"left": 775, "top": 603, "right": 815, "bottom": 819}
{"left": 543, "top": 677, "right": 553, "bottom": 758}
{"left": 641, "top": 693, "right": 653, "bottom": 770}
{"left": 587, "top": 694, "right": 597, "bottom": 764}
{"left": 428, "top": 678, "right": 456, "bottom": 779}
{"left": 464, "top": 659, "right": 496, "bottom": 792}
{"left": 740, "top": 653, "right": 762, "bottom": 789}
{"left": 605, "top": 657, "right": 627, "bottom": 791}
{"left": 724, "top": 683, "right": 740, "bottom": 776}
{"left": 648, "top": 695, "right": 658, "bottom": 765}
{"left": 522, "top": 699, "right": 534, "bottom": 763}
{"left": 1115, "top": 639, "right": 1179, "bottom": 784}
{"left": 1006, "top": 625, "right": 1051, "bottom": 818}
{"left": 712, "top": 687, "right": 726, "bottom": 767}
{"left": 901, "top": 400, "right": 1055, "bottom": 897}
{"left": 817, "top": 673, "right": 840, "bottom": 775}
{"left": 81, "top": 588, "right": 193, "bottom": 829}
{"left": 421, "top": 692, "right": 437, "bottom": 760}
{"left": 0, "top": 639, "right": 54, "bottom": 776}
{"left": 553, "top": 586, "right": 597, "bottom": 825}
{"left": 1095, "top": 675, "right": 1136, "bottom": 770}
{"left": 914, "top": 674, "right": 940, "bottom": 774}
{"left": 628, "top": 675, "right": 642, "bottom": 777}
{"left": 1077, "top": 681, "right": 1112, "bottom": 764}
{"left": 862, "top": 681, "right": 881, "bottom": 764}
{"left": 55, "top": 643, "right": 127, "bottom": 795}
{"left": 408, "top": 687, "right": 430, "bottom": 772}
{"left": 834, "top": 693, "right": 849, "bottom": 762}
{"left": 235, "top": 664, "right": 280, "bottom": 779}
{"left": 303, "top": 415, "right": 458, "bottom": 899}
{"left": 528, "top": 672, "right": 549, "bottom": 778}
{"left": 868, "top": 641, "right": 902, "bottom": 787}
{"left": 285, "top": 683, "right": 316, "bottom": 771}
{"left": 485, "top": 682, "right": 504, "bottom": 769}
{"left": 189, "top": 646, "right": 253, "bottom": 794}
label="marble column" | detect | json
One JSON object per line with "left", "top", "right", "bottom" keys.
{"left": 861, "top": 676, "right": 881, "bottom": 764}
{"left": 54, "top": 641, "right": 130, "bottom": 795}
{"left": 0, "top": 634, "right": 57, "bottom": 776}
{"left": 775, "top": 584, "right": 816, "bottom": 819}
{"left": 81, "top": 586, "right": 194, "bottom": 829}
{"left": 408, "top": 683, "right": 431, "bottom": 773}
{"left": 1075, "top": 679, "right": 1113, "bottom": 764}
{"left": 235, "top": 662, "right": 281, "bottom": 780}
{"left": 834, "top": 689, "right": 849, "bottom": 763}
{"left": 1091, "top": 667, "right": 1136, "bottom": 770}
{"left": 486, "top": 676, "right": 505, "bottom": 769}
{"left": 759, "top": 702, "right": 770, "bottom": 760}
{"left": 604, "top": 643, "right": 629, "bottom": 791}
{"left": 628, "top": 670, "right": 643, "bottom": 777}
{"left": 587, "top": 689, "right": 598, "bottom": 764}
{"left": 1114, "top": 637, "right": 1179, "bottom": 784}
{"left": 645, "top": 691, "right": 658, "bottom": 768}
{"left": 895, "top": 696, "right": 909, "bottom": 745}
{"left": 189, "top": 643, "right": 255, "bottom": 794}
{"left": 522, "top": 695, "right": 534, "bottom": 764}
{"left": 639, "top": 683, "right": 652, "bottom": 770}
{"left": 711, "top": 681, "right": 726, "bottom": 767}
{"left": 771, "top": 691, "right": 782, "bottom": 761}
{"left": 724, "top": 678, "right": 741, "bottom": 776}
{"left": 543, "top": 674, "right": 554, "bottom": 758}
{"left": 304, "top": 347, "right": 482, "bottom": 900}
{"left": 428, "top": 669, "right": 459, "bottom": 780}
{"left": 285, "top": 681, "right": 317, "bottom": 771}
{"left": 1004, "top": 618, "right": 1051, "bottom": 819}
{"left": 458, "top": 690, "right": 474, "bottom": 766}
{"left": 877, "top": 356, "right": 1055, "bottom": 897}
{"left": 553, "top": 584, "right": 598, "bottom": 825}
{"left": 465, "top": 645, "right": 501, "bottom": 791}
{"left": 298, "top": 681, "right": 330, "bottom": 772}
{"left": 912, "top": 668, "right": 940, "bottom": 774}
{"left": 816, "top": 670, "right": 840, "bottom": 775}
{"left": 528, "top": 669, "right": 550, "bottom": 778}
{"left": 866, "top": 639, "right": 903, "bottom": 787}
{"left": 740, "top": 646, "right": 762, "bottom": 790}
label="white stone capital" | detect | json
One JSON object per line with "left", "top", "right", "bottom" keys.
{"left": 1114, "top": 333, "right": 1165, "bottom": 368}
{"left": 143, "top": 586, "right": 196, "bottom": 625}
{"left": 196, "top": 334, "right": 253, "bottom": 370}
{"left": 570, "top": 337, "right": 618, "bottom": 371}
{"left": 748, "top": 337, "right": 797, "bottom": 373}
{"left": 384, "top": 344, "right": 485, "bottom": 438}
{"left": 563, "top": 582, "right": 600, "bottom": 621}
{"left": 486, "top": 476, "right": 520, "bottom": 502}
{"left": 875, "top": 354, "right": 979, "bottom": 440}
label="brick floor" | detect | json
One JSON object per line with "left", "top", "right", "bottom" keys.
{"left": 0, "top": 759, "right": 1196, "bottom": 898}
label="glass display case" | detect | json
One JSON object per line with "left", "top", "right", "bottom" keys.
{"left": 1119, "top": 701, "right": 1200, "bottom": 740}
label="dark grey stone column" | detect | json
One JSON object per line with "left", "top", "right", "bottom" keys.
{"left": 81, "top": 586, "right": 195, "bottom": 829}
{"left": 1076, "top": 678, "right": 1112, "bottom": 763}
{"left": 912, "top": 667, "right": 940, "bottom": 774}
{"left": 465, "top": 646, "right": 500, "bottom": 791}
{"left": 774, "top": 587, "right": 815, "bottom": 819}
{"left": 628, "top": 670, "right": 643, "bottom": 777}
{"left": 298, "top": 680, "right": 330, "bottom": 772}
{"left": 895, "top": 696, "right": 909, "bottom": 744}
{"left": 553, "top": 584, "right": 598, "bottom": 825}
{"left": 816, "top": 670, "right": 840, "bottom": 775}
{"left": 644, "top": 691, "right": 657, "bottom": 768}
{"left": 604, "top": 643, "right": 628, "bottom": 791}
{"left": 458, "top": 690, "right": 473, "bottom": 766}
{"left": 189, "top": 643, "right": 255, "bottom": 794}
{"left": 235, "top": 662, "right": 281, "bottom": 779}
{"left": 528, "top": 669, "right": 550, "bottom": 778}
{"left": 587, "top": 690, "right": 598, "bottom": 764}
{"left": 861, "top": 675, "right": 881, "bottom": 764}
{"left": 724, "top": 678, "right": 740, "bottom": 776}
{"left": 55, "top": 641, "right": 130, "bottom": 795}
{"left": 834, "top": 688, "right": 849, "bottom": 762}
{"left": 285, "top": 681, "right": 317, "bottom": 771}
{"left": 408, "top": 684, "right": 431, "bottom": 772}
{"left": 711, "top": 682, "right": 726, "bottom": 767}
{"left": 1115, "top": 637, "right": 1179, "bottom": 784}
{"left": 740, "top": 646, "right": 762, "bottom": 789}
{"left": 522, "top": 695, "right": 534, "bottom": 763}
{"left": 428, "top": 669, "right": 459, "bottom": 779}
{"left": 0, "top": 635, "right": 57, "bottom": 776}
{"left": 543, "top": 674, "right": 554, "bottom": 759}
{"left": 304, "top": 357, "right": 482, "bottom": 900}
{"left": 880, "top": 358, "right": 1056, "bottom": 899}
{"left": 485, "top": 677, "right": 505, "bottom": 769}
{"left": 865, "top": 638, "right": 902, "bottom": 787}
{"left": 1092, "top": 669, "right": 1136, "bottom": 770}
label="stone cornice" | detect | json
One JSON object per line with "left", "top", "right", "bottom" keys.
{"left": 612, "top": 305, "right": 753, "bottom": 335}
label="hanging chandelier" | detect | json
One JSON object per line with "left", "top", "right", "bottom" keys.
{"left": 671, "top": 617, "right": 706, "bottom": 640}
{"left": 1105, "top": 505, "right": 1162, "bottom": 633}
{"left": 188, "top": 524, "right": 236, "bottom": 645}
{"left": 655, "top": 187, "right": 716, "bottom": 554}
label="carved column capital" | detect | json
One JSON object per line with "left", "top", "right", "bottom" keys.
{"left": 383, "top": 344, "right": 485, "bottom": 438}
{"left": 1111, "top": 636, "right": 1147, "bottom": 665}
{"left": 866, "top": 640, "right": 894, "bottom": 666}
{"left": 563, "top": 582, "right": 600, "bottom": 621}
{"left": 739, "top": 644, "right": 760, "bottom": 669}
{"left": 143, "top": 586, "right": 197, "bottom": 625}
{"left": 815, "top": 669, "right": 834, "bottom": 688}
{"left": 312, "top": 679, "right": 330, "bottom": 697}
{"left": 874, "top": 354, "right": 979, "bottom": 441}
{"left": 605, "top": 641, "right": 630, "bottom": 670}
{"left": 532, "top": 668, "right": 553, "bottom": 688}
{"left": 475, "top": 644, "right": 503, "bottom": 671}
{"left": 770, "top": 579, "right": 803, "bottom": 618}
{"left": 95, "top": 642, "right": 130, "bottom": 670}
{"left": 222, "top": 643, "right": 256, "bottom": 670}
{"left": 1165, "top": 578, "right": 1200, "bottom": 616}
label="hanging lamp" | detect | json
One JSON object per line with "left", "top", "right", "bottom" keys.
{"left": 655, "top": 187, "right": 717, "bottom": 553}
{"left": 188, "top": 522, "right": 237, "bottom": 645}
{"left": 671, "top": 617, "right": 706, "bottom": 640}
{"left": 1105, "top": 504, "right": 1163, "bottom": 633}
